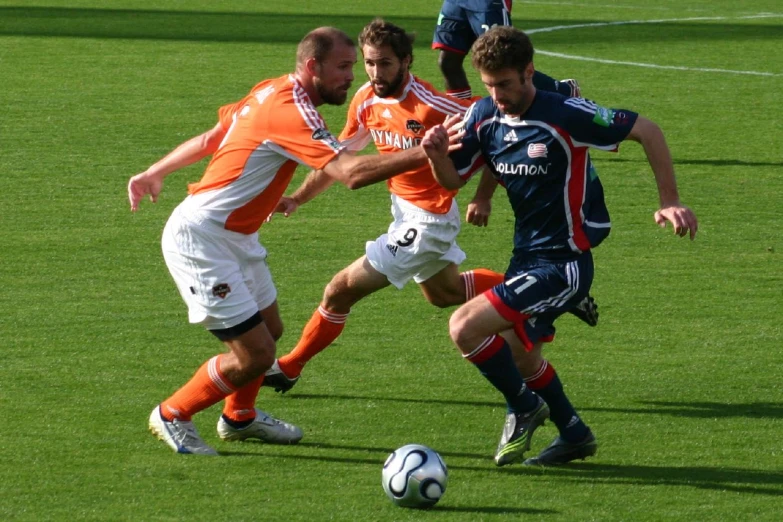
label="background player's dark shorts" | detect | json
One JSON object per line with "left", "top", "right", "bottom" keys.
{"left": 487, "top": 251, "right": 594, "bottom": 349}
{"left": 432, "top": 0, "right": 512, "bottom": 55}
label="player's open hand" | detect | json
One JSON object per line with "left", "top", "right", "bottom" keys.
{"left": 265, "top": 196, "right": 299, "bottom": 223}
{"left": 128, "top": 172, "right": 163, "bottom": 212}
{"left": 422, "top": 125, "right": 450, "bottom": 160}
{"left": 442, "top": 113, "right": 466, "bottom": 152}
{"left": 654, "top": 204, "right": 698, "bottom": 240}
{"left": 466, "top": 198, "right": 491, "bottom": 227}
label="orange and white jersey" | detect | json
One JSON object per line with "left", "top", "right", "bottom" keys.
{"left": 339, "top": 75, "right": 471, "bottom": 214}
{"left": 182, "top": 74, "right": 344, "bottom": 234}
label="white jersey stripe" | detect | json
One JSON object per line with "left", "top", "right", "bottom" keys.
{"left": 410, "top": 81, "right": 468, "bottom": 115}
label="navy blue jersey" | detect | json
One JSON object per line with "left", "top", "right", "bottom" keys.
{"left": 450, "top": 0, "right": 510, "bottom": 13}
{"left": 451, "top": 90, "right": 638, "bottom": 261}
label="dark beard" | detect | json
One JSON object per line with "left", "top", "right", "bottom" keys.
{"left": 316, "top": 81, "right": 349, "bottom": 106}
{"left": 372, "top": 68, "right": 405, "bottom": 98}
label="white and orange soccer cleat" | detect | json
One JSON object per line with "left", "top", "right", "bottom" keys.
{"left": 148, "top": 406, "right": 218, "bottom": 456}
{"left": 217, "top": 408, "right": 303, "bottom": 444}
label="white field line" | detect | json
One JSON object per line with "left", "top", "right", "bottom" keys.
{"left": 526, "top": 14, "right": 783, "bottom": 77}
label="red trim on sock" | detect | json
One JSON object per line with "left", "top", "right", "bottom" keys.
{"left": 525, "top": 360, "right": 556, "bottom": 390}
{"left": 465, "top": 335, "right": 505, "bottom": 365}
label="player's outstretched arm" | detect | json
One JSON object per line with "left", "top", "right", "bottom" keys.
{"left": 128, "top": 122, "right": 226, "bottom": 211}
{"left": 466, "top": 167, "right": 498, "bottom": 227}
{"left": 267, "top": 169, "right": 336, "bottom": 222}
{"left": 422, "top": 116, "right": 466, "bottom": 190}
{"left": 627, "top": 116, "right": 698, "bottom": 240}
{"left": 321, "top": 146, "right": 426, "bottom": 190}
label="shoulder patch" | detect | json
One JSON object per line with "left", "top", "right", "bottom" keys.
{"left": 311, "top": 128, "right": 342, "bottom": 150}
{"left": 592, "top": 106, "right": 615, "bottom": 127}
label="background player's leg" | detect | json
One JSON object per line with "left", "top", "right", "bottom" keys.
{"left": 275, "top": 256, "right": 391, "bottom": 380}
{"left": 419, "top": 263, "right": 504, "bottom": 307}
{"left": 438, "top": 50, "right": 472, "bottom": 98}
{"left": 223, "top": 302, "right": 284, "bottom": 423}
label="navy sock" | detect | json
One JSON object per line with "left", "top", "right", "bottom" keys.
{"left": 527, "top": 361, "right": 589, "bottom": 442}
{"left": 468, "top": 337, "right": 541, "bottom": 414}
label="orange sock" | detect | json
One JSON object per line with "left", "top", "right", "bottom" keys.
{"left": 223, "top": 376, "right": 263, "bottom": 422}
{"left": 461, "top": 268, "right": 505, "bottom": 301}
{"left": 160, "top": 354, "right": 237, "bottom": 422}
{"left": 278, "top": 305, "right": 348, "bottom": 378}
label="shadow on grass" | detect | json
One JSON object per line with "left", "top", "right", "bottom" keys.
{"left": 584, "top": 400, "right": 783, "bottom": 419}
{"left": 280, "top": 393, "right": 783, "bottom": 420}
{"left": 1, "top": 7, "right": 780, "bottom": 46}
{"left": 435, "top": 505, "right": 558, "bottom": 515}
{"left": 222, "top": 445, "right": 783, "bottom": 496}
{"left": 507, "top": 462, "right": 783, "bottom": 497}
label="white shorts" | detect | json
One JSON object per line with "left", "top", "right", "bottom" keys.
{"left": 365, "top": 194, "right": 466, "bottom": 289}
{"left": 161, "top": 203, "right": 277, "bottom": 330}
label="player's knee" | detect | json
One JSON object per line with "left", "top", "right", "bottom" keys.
{"left": 447, "top": 312, "right": 471, "bottom": 349}
{"left": 425, "top": 290, "right": 461, "bottom": 309}
{"left": 323, "top": 277, "right": 356, "bottom": 313}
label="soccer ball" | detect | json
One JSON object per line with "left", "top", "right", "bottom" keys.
{"left": 382, "top": 444, "right": 448, "bottom": 508}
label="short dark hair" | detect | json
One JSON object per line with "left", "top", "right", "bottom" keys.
{"left": 358, "top": 18, "right": 415, "bottom": 68}
{"left": 471, "top": 26, "right": 534, "bottom": 75}
{"left": 297, "top": 27, "right": 355, "bottom": 66}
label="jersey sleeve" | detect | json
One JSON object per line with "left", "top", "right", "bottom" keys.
{"left": 217, "top": 100, "right": 244, "bottom": 131}
{"left": 266, "top": 103, "right": 345, "bottom": 170}
{"left": 562, "top": 98, "right": 639, "bottom": 151}
{"left": 449, "top": 102, "right": 487, "bottom": 182}
{"left": 338, "top": 95, "right": 372, "bottom": 153}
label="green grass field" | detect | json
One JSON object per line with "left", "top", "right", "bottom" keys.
{"left": 1, "top": 0, "right": 781, "bottom": 520}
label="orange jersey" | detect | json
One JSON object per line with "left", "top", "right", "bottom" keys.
{"left": 339, "top": 75, "right": 471, "bottom": 214}
{"left": 183, "top": 74, "right": 343, "bottom": 234}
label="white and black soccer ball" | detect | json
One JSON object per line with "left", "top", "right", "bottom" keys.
{"left": 382, "top": 444, "right": 448, "bottom": 508}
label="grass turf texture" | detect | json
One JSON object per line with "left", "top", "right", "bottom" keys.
{"left": 1, "top": 0, "right": 781, "bottom": 520}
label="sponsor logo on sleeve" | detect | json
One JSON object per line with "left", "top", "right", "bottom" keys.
{"left": 311, "top": 128, "right": 342, "bottom": 150}
{"left": 612, "top": 111, "right": 629, "bottom": 125}
{"left": 592, "top": 106, "right": 615, "bottom": 127}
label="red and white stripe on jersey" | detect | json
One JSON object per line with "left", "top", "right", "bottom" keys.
{"left": 184, "top": 74, "right": 343, "bottom": 234}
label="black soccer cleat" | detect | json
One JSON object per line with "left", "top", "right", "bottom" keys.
{"left": 568, "top": 294, "right": 599, "bottom": 327}
{"left": 261, "top": 360, "right": 300, "bottom": 394}
{"left": 523, "top": 432, "right": 598, "bottom": 466}
{"left": 494, "top": 398, "right": 550, "bottom": 467}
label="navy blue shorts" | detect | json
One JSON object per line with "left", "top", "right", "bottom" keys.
{"left": 432, "top": 0, "right": 512, "bottom": 55}
{"left": 487, "top": 251, "right": 594, "bottom": 349}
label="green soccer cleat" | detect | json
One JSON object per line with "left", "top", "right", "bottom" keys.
{"left": 494, "top": 398, "right": 550, "bottom": 467}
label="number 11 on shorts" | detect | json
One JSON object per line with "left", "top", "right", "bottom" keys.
{"left": 506, "top": 273, "right": 538, "bottom": 295}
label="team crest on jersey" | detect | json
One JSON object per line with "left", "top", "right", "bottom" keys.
{"left": 212, "top": 283, "right": 231, "bottom": 299}
{"left": 405, "top": 119, "right": 425, "bottom": 135}
{"left": 311, "top": 128, "right": 341, "bottom": 150}
{"left": 528, "top": 143, "right": 548, "bottom": 158}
